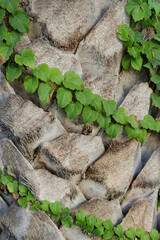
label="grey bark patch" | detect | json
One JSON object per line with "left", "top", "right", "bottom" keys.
{"left": 121, "top": 191, "right": 158, "bottom": 232}
{"left": 0, "top": 94, "right": 66, "bottom": 159}
{"left": 24, "top": 169, "right": 86, "bottom": 209}
{"left": 76, "top": 1, "right": 129, "bottom": 100}
{"left": 79, "top": 140, "right": 141, "bottom": 200}
{"left": 1, "top": 203, "right": 65, "bottom": 240}
{"left": 39, "top": 133, "right": 105, "bottom": 182}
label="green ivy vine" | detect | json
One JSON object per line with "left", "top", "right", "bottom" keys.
{"left": 0, "top": 0, "right": 160, "bottom": 142}
{"left": 0, "top": 166, "right": 159, "bottom": 240}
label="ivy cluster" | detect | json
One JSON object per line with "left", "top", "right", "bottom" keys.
{"left": 1, "top": 0, "right": 160, "bottom": 142}
{"left": 0, "top": 167, "right": 159, "bottom": 240}
{"left": 117, "top": 0, "right": 160, "bottom": 109}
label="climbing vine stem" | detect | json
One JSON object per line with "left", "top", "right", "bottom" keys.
{"left": 0, "top": 167, "right": 159, "bottom": 240}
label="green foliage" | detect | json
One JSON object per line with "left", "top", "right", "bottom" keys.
{"left": 7, "top": 180, "right": 18, "bottom": 193}
{"left": 106, "top": 123, "right": 121, "bottom": 138}
{"left": 56, "top": 87, "right": 72, "bottom": 108}
{"left": 15, "top": 49, "right": 35, "bottom": 69}
{"left": 0, "top": 0, "right": 18, "bottom": 15}
{"left": 19, "top": 185, "right": 28, "bottom": 196}
{"left": 38, "top": 83, "right": 55, "bottom": 106}
{"left": 6, "top": 63, "right": 23, "bottom": 82}
{"left": 63, "top": 71, "right": 84, "bottom": 90}
{"left": 102, "top": 99, "right": 117, "bottom": 117}
{"left": 0, "top": 43, "right": 13, "bottom": 60}
{"left": 82, "top": 106, "right": 99, "bottom": 124}
{"left": 50, "top": 68, "right": 64, "bottom": 85}
{"left": 0, "top": 8, "right": 5, "bottom": 23}
{"left": 75, "top": 88, "right": 93, "bottom": 106}
{"left": 0, "top": 167, "right": 159, "bottom": 239}
{"left": 0, "top": 174, "right": 13, "bottom": 185}
{"left": 33, "top": 64, "right": 50, "bottom": 82}
{"left": 151, "top": 92, "right": 160, "bottom": 108}
{"left": 61, "top": 207, "right": 73, "bottom": 228}
{"left": 9, "top": 10, "right": 29, "bottom": 33}
{"left": 112, "top": 107, "right": 128, "bottom": 125}
{"left": 24, "top": 76, "right": 39, "bottom": 94}
{"left": 65, "top": 101, "right": 82, "bottom": 119}
{"left": 18, "top": 197, "right": 28, "bottom": 208}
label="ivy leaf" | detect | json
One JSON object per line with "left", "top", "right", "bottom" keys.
{"left": 103, "top": 220, "right": 113, "bottom": 230}
{"left": 131, "top": 55, "right": 143, "bottom": 71}
{"left": 7, "top": 180, "right": 18, "bottom": 193}
{"left": 52, "top": 214, "right": 61, "bottom": 222}
{"left": 75, "top": 210, "right": 86, "bottom": 228}
{"left": 151, "top": 92, "right": 160, "bottom": 108}
{"left": 142, "top": 41, "right": 153, "bottom": 63}
{"left": 6, "top": 31, "right": 21, "bottom": 47}
{"left": 0, "top": 8, "right": 5, "bottom": 23}
{"left": 61, "top": 207, "right": 73, "bottom": 228}
{"left": 154, "top": 120, "right": 160, "bottom": 132}
{"left": 128, "top": 43, "right": 141, "bottom": 59}
{"left": 0, "top": 168, "right": 2, "bottom": 176}
{"left": 0, "top": 42, "right": 13, "bottom": 61}
{"left": 148, "top": 0, "right": 160, "bottom": 15}
{"left": 113, "top": 225, "right": 124, "bottom": 238}
{"left": 63, "top": 71, "right": 84, "bottom": 90}
{"left": 93, "top": 226, "right": 104, "bottom": 237}
{"left": 9, "top": 10, "right": 29, "bottom": 33}
{"left": 106, "top": 123, "right": 121, "bottom": 138}
{"left": 82, "top": 106, "right": 99, "bottom": 124}
{"left": 6, "top": 63, "right": 23, "bottom": 83}
{"left": 90, "top": 94, "right": 102, "bottom": 112}
{"left": 24, "top": 76, "right": 38, "bottom": 94}
{"left": 125, "top": 124, "right": 139, "bottom": 139}
{"left": 151, "top": 75, "right": 160, "bottom": 84}
{"left": 18, "top": 197, "right": 28, "bottom": 208}
{"left": 112, "top": 107, "right": 128, "bottom": 125}
{"left": 75, "top": 88, "right": 93, "bottom": 106}
{"left": 128, "top": 114, "right": 138, "bottom": 129}
{"left": 49, "top": 201, "right": 62, "bottom": 215}
{"left": 102, "top": 99, "right": 117, "bottom": 117}
{"left": 56, "top": 87, "right": 72, "bottom": 108}
{"left": 117, "top": 24, "right": 135, "bottom": 47}
{"left": 30, "top": 201, "right": 41, "bottom": 211}
{"left": 19, "top": 185, "right": 28, "bottom": 197}
{"left": 140, "top": 115, "right": 156, "bottom": 130}
{"left": 149, "top": 229, "right": 159, "bottom": 240}
{"left": 27, "top": 191, "right": 36, "bottom": 202}
{"left": 126, "top": 0, "right": 145, "bottom": 22}
{"left": 97, "top": 114, "right": 111, "bottom": 129}
{"left": 141, "top": 2, "right": 151, "bottom": 20}
{"left": 136, "top": 227, "right": 145, "bottom": 238}
{"left": 0, "top": 25, "right": 7, "bottom": 41}
{"left": 61, "top": 216, "right": 73, "bottom": 228}
{"left": 95, "top": 218, "right": 103, "bottom": 228}
{"left": 122, "top": 54, "right": 131, "bottom": 70}
{"left": 38, "top": 83, "right": 55, "bottom": 105}
{"left": 134, "top": 31, "right": 143, "bottom": 43}
{"left": 136, "top": 129, "right": 147, "bottom": 142}
{"left": 103, "top": 230, "right": 114, "bottom": 240}
{"left": 65, "top": 101, "right": 82, "bottom": 119}
{"left": 0, "top": 0, "right": 18, "bottom": 15}
{"left": 41, "top": 200, "right": 50, "bottom": 213}
{"left": 33, "top": 64, "right": 50, "bottom": 82}
{"left": 125, "top": 227, "right": 137, "bottom": 239}
{"left": 0, "top": 174, "right": 13, "bottom": 185}
{"left": 140, "top": 234, "right": 150, "bottom": 240}
{"left": 50, "top": 68, "right": 64, "bottom": 85}
{"left": 15, "top": 49, "right": 35, "bottom": 69}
